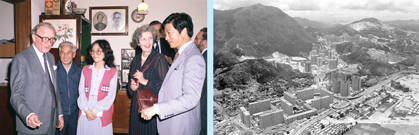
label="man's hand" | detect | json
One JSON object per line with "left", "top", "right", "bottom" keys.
{"left": 28, "top": 114, "right": 42, "bottom": 128}
{"left": 165, "top": 55, "right": 173, "bottom": 63}
{"left": 140, "top": 106, "right": 157, "bottom": 120}
{"left": 85, "top": 110, "right": 97, "bottom": 120}
{"left": 56, "top": 116, "right": 64, "bottom": 131}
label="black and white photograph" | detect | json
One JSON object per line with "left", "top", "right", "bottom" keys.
{"left": 111, "top": 11, "right": 123, "bottom": 31}
{"left": 121, "top": 49, "right": 135, "bottom": 60}
{"left": 89, "top": 6, "right": 128, "bottom": 35}
{"left": 121, "top": 69, "right": 130, "bottom": 84}
{"left": 93, "top": 11, "right": 107, "bottom": 31}
{"left": 214, "top": 0, "right": 419, "bottom": 135}
{"left": 122, "top": 61, "right": 130, "bottom": 69}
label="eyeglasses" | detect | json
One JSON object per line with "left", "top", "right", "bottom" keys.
{"left": 89, "top": 50, "right": 104, "bottom": 55}
{"left": 34, "top": 33, "right": 57, "bottom": 43}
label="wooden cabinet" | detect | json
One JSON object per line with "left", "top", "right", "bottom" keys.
{"left": 0, "top": 43, "right": 16, "bottom": 57}
{"left": 39, "top": 14, "right": 91, "bottom": 66}
{"left": 0, "top": 85, "right": 16, "bottom": 135}
{"left": 113, "top": 90, "right": 132, "bottom": 134}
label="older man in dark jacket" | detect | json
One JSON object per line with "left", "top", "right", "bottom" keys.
{"left": 55, "top": 41, "right": 82, "bottom": 135}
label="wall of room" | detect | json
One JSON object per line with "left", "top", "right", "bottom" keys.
{"left": 35, "top": 0, "right": 207, "bottom": 66}
{"left": 0, "top": 1, "right": 14, "bottom": 83}
{"left": 0, "top": 1, "right": 14, "bottom": 40}
{"left": 32, "top": 0, "right": 45, "bottom": 27}
{"left": 0, "top": 0, "right": 46, "bottom": 83}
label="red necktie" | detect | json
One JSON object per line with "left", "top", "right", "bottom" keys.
{"left": 173, "top": 52, "right": 179, "bottom": 62}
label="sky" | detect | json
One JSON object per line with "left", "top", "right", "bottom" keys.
{"left": 214, "top": 0, "right": 419, "bottom": 24}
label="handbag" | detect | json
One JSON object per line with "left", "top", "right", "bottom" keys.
{"left": 136, "top": 54, "right": 159, "bottom": 113}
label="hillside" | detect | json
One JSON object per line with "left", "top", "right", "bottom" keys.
{"left": 384, "top": 19, "right": 419, "bottom": 32}
{"left": 294, "top": 17, "right": 329, "bottom": 29}
{"left": 214, "top": 4, "right": 315, "bottom": 57}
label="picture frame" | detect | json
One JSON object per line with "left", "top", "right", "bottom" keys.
{"left": 120, "top": 48, "right": 135, "bottom": 84}
{"left": 89, "top": 6, "right": 128, "bottom": 35}
{"left": 122, "top": 61, "right": 130, "bottom": 69}
{"left": 121, "top": 49, "right": 136, "bottom": 60}
{"left": 121, "top": 69, "right": 130, "bottom": 84}
{"left": 42, "top": 18, "right": 78, "bottom": 48}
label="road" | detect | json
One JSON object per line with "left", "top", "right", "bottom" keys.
{"left": 291, "top": 71, "right": 407, "bottom": 135}
{"left": 292, "top": 109, "right": 336, "bottom": 135}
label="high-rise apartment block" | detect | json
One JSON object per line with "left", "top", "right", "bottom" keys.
{"left": 305, "top": 61, "right": 312, "bottom": 73}
{"left": 332, "top": 80, "right": 341, "bottom": 93}
{"left": 281, "top": 98, "right": 293, "bottom": 115}
{"left": 284, "top": 91, "right": 296, "bottom": 105}
{"left": 329, "top": 59, "right": 338, "bottom": 69}
{"left": 240, "top": 107, "right": 251, "bottom": 127}
{"left": 296, "top": 88, "right": 314, "bottom": 100}
{"left": 317, "top": 57, "right": 323, "bottom": 67}
{"left": 249, "top": 99, "right": 271, "bottom": 115}
{"left": 311, "top": 55, "right": 318, "bottom": 65}
{"left": 351, "top": 76, "right": 361, "bottom": 91}
{"left": 340, "top": 81, "right": 350, "bottom": 97}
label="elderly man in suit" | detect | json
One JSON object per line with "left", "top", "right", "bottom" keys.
{"left": 141, "top": 13, "right": 206, "bottom": 135}
{"left": 55, "top": 41, "right": 82, "bottom": 135}
{"left": 194, "top": 27, "right": 207, "bottom": 135}
{"left": 10, "top": 22, "right": 64, "bottom": 135}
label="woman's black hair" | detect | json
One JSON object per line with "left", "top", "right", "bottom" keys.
{"left": 86, "top": 39, "right": 115, "bottom": 68}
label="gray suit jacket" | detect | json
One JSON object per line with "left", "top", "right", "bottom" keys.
{"left": 10, "top": 45, "right": 63, "bottom": 134}
{"left": 156, "top": 42, "right": 206, "bottom": 135}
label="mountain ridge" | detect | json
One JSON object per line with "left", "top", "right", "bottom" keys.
{"left": 214, "top": 4, "right": 315, "bottom": 57}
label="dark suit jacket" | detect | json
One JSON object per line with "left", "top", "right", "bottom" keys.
{"left": 200, "top": 50, "right": 207, "bottom": 135}
{"left": 136, "top": 38, "right": 175, "bottom": 60}
{"left": 159, "top": 38, "right": 175, "bottom": 60}
{"left": 10, "top": 45, "right": 63, "bottom": 134}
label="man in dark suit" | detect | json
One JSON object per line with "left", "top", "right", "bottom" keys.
{"left": 10, "top": 22, "right": 64, "bottom": 135}
{"left": 150, "top": 20, "right": 176, "bottom": 63}
{"left": 194, "top": 27, "right": 207, "bottom": 135}
{"left": 141, "top": 13, "right": 206, "bottom": 135}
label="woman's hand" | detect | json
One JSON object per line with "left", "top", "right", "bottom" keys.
{"left": 85, "top": 110, "right": 97, "bottom": 120}
{"left": 133, "top": 70, "right": 148, "bottom": 85}
{"left": 130, "top": 79, "right": 139, "bottom": 91}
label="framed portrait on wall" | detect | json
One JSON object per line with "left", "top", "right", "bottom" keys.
{"left": 89, "top": 6, "right": 128, "bottom": 35}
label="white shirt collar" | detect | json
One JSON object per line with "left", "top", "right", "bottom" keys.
{"left": 32, "top": 44, "right": 44, "bottom": 58}
{"left": 89, "top": 62, "right": 111, "bottom": 70}
{"left": 32, "top": 44, "right": 48, "bottom": 71}
{"left": 201, "top": 48, "right": 207, "bottom": 55}
{"left": 32, "top": 44, "right": 53, "bottom": 82}
{"left": 178, "top": 41, "right": 193, "bottom": 55}
{"left": 62, "top": 61, "right": 72, "bottom": 73}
